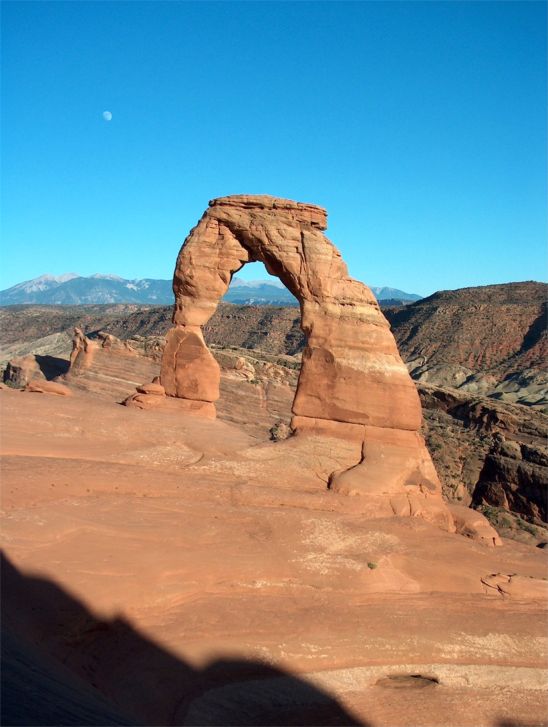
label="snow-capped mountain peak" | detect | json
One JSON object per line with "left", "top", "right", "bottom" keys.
{"left": 6, "top": 273, "right": 80, "bottom": 295}
{"left": 39, "top": 273, "right": 80, "bottom": 284}
{"left": 0, "top": 273, "right": 421, "bottom": 307}
{"left": 90, "top": 273, "right": 126, "bottom": 282}
{"left": 230, "top": 277, "right": 284, "bottom": 289}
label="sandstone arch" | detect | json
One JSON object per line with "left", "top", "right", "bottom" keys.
{"left": 159, "top": 195, "right": 455, "bottom": 531}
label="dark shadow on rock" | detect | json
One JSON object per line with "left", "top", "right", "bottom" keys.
{"left": 1, "top": 552, "right": 366, "bottom": 726}
{"left": 35, "top": 354, "right": 70, "bottom": 380}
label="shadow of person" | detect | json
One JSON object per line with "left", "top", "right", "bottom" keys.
{"left": 1, "top": 552, "right": 365, "bottom": 726}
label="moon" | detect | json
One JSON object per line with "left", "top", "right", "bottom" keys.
{"left": 102, "top": 111, "right": 113, "bottom": 122}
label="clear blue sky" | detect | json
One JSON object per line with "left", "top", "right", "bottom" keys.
{"left": 2, "top": 1, "right": 546, "bottom": 295}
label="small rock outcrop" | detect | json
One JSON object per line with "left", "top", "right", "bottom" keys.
{"left": 3, "top": 354, "right": 72, "bottom": 396}
{"left": 233, "top": 356, "right": 255, "bottom": 381}
{"left": 481, "top": 572, "right": 548, "bottom": 599}
{"left": 25, "top": 380, "right": 72, "bottom": 397}
{"left": 159, "top": 195, "right": 461, "bottom": 531}
{"left": 69, "top": 327, "right": 96, "bottom": 372}
{"left": 448, "top": 504, "right": 502, "bottom": 546}
{"left": 136, "top": 380, "right": 165, "bottom": 396}
{"left": 3, "top": 355, "right": 44, "bottom": 388}
{"left": 66, "top": 330, "right": 156, "bottom": 401}
{"left": 71, "top": 328, "right": 85, "bottom": 355}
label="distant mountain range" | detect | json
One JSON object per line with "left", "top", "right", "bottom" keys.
{"left": 0, "top": 273, "right": 421, "bottom": 307}
{"left": 369, "top": 286, "right": 421, "bottom": 303}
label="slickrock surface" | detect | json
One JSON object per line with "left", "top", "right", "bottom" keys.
{"left": 161, "top": 195, "right": 457, "bottom": 531}
{"left": 1, "top": 385, "right": 547, "bottom": 726}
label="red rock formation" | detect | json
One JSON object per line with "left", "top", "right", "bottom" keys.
{"left": 160, "top": 195, "right": 480, "bottom": 533}
{"left": 68, "top": 328, "right": 97, "bottom": 373}
{"left": 448, "top": 504, "right": 502, "bottom": 546}
{"left": 481, "top": 572, "right": 548, "bottom": 599}
{"left": 25, "top": 380, "right": 72, "bottom": 397}
{"left": 161, "top": 326, "right": 220, "bottom": 402}
{"left": 3, "top": 355, "right": 44, "bottom": 388}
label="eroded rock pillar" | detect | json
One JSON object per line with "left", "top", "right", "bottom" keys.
{"left": 160, "top": 212, "right": 251, "bottom": 419}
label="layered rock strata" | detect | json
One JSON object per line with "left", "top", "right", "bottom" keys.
{"left": 159, "top": 195, "right": 488, "bottom": 534}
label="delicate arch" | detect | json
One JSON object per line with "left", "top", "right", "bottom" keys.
{"left": 162, "top": 195, "right": 421, "bottom": 429}
{"left": 160, "top": 195, "right": 455, "bottom": 530}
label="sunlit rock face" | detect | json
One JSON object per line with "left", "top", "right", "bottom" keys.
{"left": 164, "top": 195, "right": 418, "bottom": 425}
{"left": 160, "top": 194, "right": 495, "bottom": 536}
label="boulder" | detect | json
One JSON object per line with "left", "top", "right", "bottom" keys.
{"left": 234, "top": 356, "right": 255, "bottom": 381}
{"left": 448, "top": 504, "right": 502, "bottom": 547}
{"left": 136, "top": 382, "right": 166, "bottom": 396}
{"left": 3, "top": 355, "right": 44, "bottom": 388}
{"left": 123, "top": 393, "right": 164, "bottom": 410}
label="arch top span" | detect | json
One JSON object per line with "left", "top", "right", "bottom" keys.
{"left": 208, "top": 194, "right": 328, "bottom": 231}
{"left": 171, "top": 193, "right": 380, "bottom": 324}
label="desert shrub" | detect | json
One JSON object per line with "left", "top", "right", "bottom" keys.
{"left": 516, "top": 518, "right": 538, "bottom": 536}
{"left": 480, "top": 506, "right": 538, "bottom": 535}
{"left": 480, "top": 505, "right": 500, "bottom": 525}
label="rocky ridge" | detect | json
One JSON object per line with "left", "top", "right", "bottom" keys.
{"left": 385, "top": 281, "right": 547, "bottom": 409}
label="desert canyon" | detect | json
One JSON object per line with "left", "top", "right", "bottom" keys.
{"left": 1, "top": 196, "right": 547, "bottom": 726}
